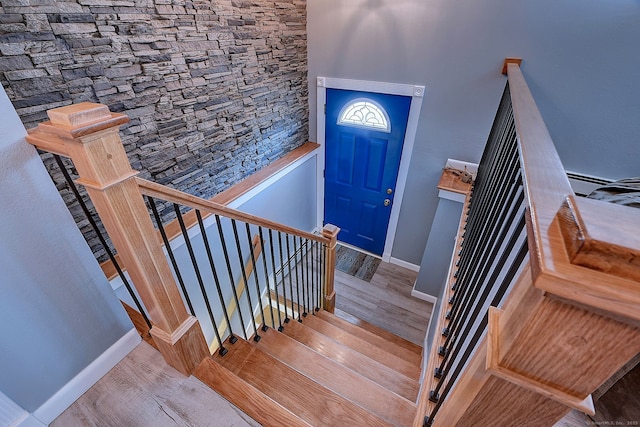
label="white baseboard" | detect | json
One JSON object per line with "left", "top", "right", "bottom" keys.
{"left": 12, "top": 414, "right": 46, "bottom": 427}
{"left": 410, "top": 287, "right": 438, "bottom": 305}
{"left": 389, "top": 256, "right": 420, "bottom": 272}
{"left": 31, "top": 328, "right": 140, "bottom": 425}
{"left": 0, "top": 390, "right": 29, "bottom": 427}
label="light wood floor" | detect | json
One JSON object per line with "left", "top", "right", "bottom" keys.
{"left": 334, "top": 260, "right": 432, "bottom": 346}
{"left": 53, "top": 260, "right": 593, "bottom": 426}
{"left": 52, "top": 342, "right": 260, "bottom": 427}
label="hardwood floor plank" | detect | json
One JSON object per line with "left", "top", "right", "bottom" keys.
{"left": 319, "top": 309, "right": 423, "bottom": 356}
{"left": 253, "top": 327, "right": 416, "bottom": 426}
{"left": 333, "top": 260, "right": 432, "bottom": 346}
{"left": 335, "top": 293, "right": 429, "bottom": 345}
{"left": 301, "top": 314, "right": 421, "bottom": 380}
{"left": 282, "top": 318, "right": 420, "bottom": 401}
{"left": 335, "top": 270, "right": 430, "bottom": 316}
{"left": 213, "top": 337, "right": 393, "bottom": 427}
{"left": 52, "top": 342, "right": 259, "bottom": 427}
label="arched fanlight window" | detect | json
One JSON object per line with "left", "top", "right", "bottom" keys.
{"left": 337, "top": 98, "right": 391, "bottom": 133}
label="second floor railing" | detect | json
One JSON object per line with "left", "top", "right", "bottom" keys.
{"left": 26, "top": 102, "right": 339, "bottom": 375}
{"left": 415, "top": 59, "right": 640, "bottom": 426}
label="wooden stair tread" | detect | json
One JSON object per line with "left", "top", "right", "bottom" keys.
{"left": 316, "top": 309, "right": 423, "bottom": 363}
{"left": 331, "top": 308, "right": 423, "bottom": 355}
{"left": 301, "top": 314, "right": 421, "bottom": 380}
{"left": 253, "top": 327, "right": 416, "bottom": 426}
{"left": 282, "top": 319, "right": 420, "bottom": 401}
{"left": 212, "top": 337, "right": 393, "bottom": 427}
{"left": 194, "top": 357, "right": 311, "bottom": 427}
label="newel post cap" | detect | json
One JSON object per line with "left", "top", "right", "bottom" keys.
{"left": 48, "top": 102, "right": 112, "bottom": 127}
{"left": 43, "top": 102, "right": 129, "bottom": 138}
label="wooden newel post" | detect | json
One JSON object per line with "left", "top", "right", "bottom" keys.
{"left": 26, "top": 102, "right": 209, "bottom": 375}
{"left": 321, "top": 224, "right": 339, "bottom": 313}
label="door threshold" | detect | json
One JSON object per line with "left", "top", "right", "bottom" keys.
{"left": 336, "top": 241, "right": 383, "bottom": 260}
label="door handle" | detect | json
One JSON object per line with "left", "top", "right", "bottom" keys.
{"left": 387, "top": 188, "right": 393, "bottom": 194}
{"left": 384, "top": 199, "right": 391, "bottom": 207}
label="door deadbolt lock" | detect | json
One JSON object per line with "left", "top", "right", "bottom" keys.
{"left": 384, "top": 199, "right": 391, "bottom": 207}
{"left": 387, "top": 188, "right": 393, "bottom": 194}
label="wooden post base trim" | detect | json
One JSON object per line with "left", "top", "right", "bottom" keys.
{"left": 76, "top": 170, "right": 139, "bottom": 192}
{"left": 151, "top": 316, "right": 200, "bottom": 344}
{"left": 150, "top": 316, "right": 209, "bottom": 376}
{"left": 39, "top": 112, "right": 130, "bottom": 138}
{"left": 324, "top": 291, "right": 336, "bottom": 313}
{"left": 486, "top": 307, "right": 595, "bottom": 415}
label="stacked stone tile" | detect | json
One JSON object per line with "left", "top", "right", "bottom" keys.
{"left": 0, "top": 0, "right": 308, "bottom": 261}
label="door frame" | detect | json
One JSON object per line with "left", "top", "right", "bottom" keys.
{"left": 316, "top": 77, "right": 425, "bottom": 262}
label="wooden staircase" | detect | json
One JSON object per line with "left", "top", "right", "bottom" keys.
{"left": 194, "top": 309, "right": 423, "bottom": 426}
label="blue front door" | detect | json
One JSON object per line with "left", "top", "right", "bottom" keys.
{"left": 324, "top": 89, "right": 412, "bottom": 255}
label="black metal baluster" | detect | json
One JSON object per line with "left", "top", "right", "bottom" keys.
{"left": 311, "top": 242, "right": 320, "bottom": 314}
{"left": 426, "top": 239, "right": 528, "bottom": 425}
{"left": 173, "top": 205, "right": 227, "bottom": 354}
{"left": 246, "top": 223, "right": 267, "bottom": 332}
{"left": 148, "top": 198, "right": 195, "bottom": 316}
{"left": 215, "top": 215, "right": 248, "bottom": 340}
{"left": 296, "top": 237, "right": 307, "bottom": 318}
{"left": 436, "top": 185, "right": 524, "bottom": 374}
{"left": 442, "top": 142, "right": 519, "bottom": 343}
{"left": 285, "top": 235, "right": 298, "bottom": 321}
{"left": 431, "top": 213, "right": 526, "bottom": 400}
{"left": 259, "top": 227, "right": 276, "bottom": 330}
{"left": 196, "top": 210, "right": 237, "bottom": 349}
{"left": 277, "top": 231, "right": 290, "bottom": 323}
{"left": 269, "top": 229, "right": 284, "bottom": 330}
{"left": 451, "top": 117, "right": 516, "bottom": 299}
{"left": 292, "top": 236, "right": 305, "bottom": 322}
{"left": 445, "top": 114, "right": 516, "bottom": 324}
{"left": 53, "top": 154, "right": 152, "bottom": 329}
{"left": 306, "top": 239, "right": 312, "bottom": 314}
{"left": 232, "top": 220, "right": 260, "bottom": 342}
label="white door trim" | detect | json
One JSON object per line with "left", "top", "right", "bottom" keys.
{"left": 316, "top": 77, "right": 425, "bottom": 262}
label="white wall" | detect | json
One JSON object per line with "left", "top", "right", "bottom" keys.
{"left": 0, "top": 87, "right": 133, "bottom": 414}
{"left": 308, "top": 0, "right": 640, "bottom": 264}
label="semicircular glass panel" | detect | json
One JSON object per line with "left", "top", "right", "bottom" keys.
{"left": 337, "top": 98, "right": 391, "bottom": 133}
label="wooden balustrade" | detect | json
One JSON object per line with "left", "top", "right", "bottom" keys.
{"left": 415, "top": 59, "right": 640, "bottom": 426}
{"left": 27, "top": 102, "right": 341, "bottom": 375}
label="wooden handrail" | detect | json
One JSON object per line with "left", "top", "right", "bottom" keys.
{"left": 136, "top": 177, "right": 330, "bottom": 246}
{"left": 508, "top": 62, "right": 640, "bottom": 321}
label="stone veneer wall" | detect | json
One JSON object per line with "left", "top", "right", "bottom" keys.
{"left": 0, "top": 0, "right": 308, "bottom": 261}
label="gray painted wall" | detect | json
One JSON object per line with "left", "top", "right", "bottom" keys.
{"left": 414, "top": 197, "right": 463, "bottom": 296}
{"left": 0, "top": 87, "right": 132, "bottom": 411}
{"left": 237, "top": 156, "right": 317, "bottom": 232}
{"left": 308, "top": 0, "right": 640, "bottom": 264}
